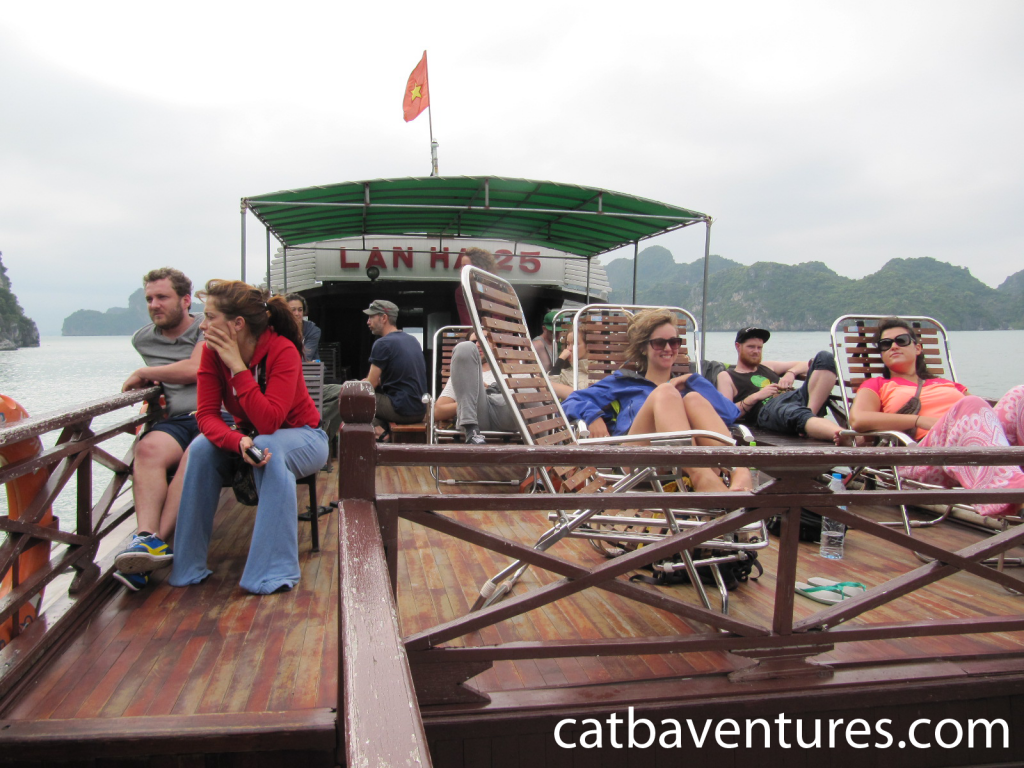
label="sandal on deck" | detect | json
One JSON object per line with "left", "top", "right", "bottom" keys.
{"left": 795, "top": 579, "right": 867, "bottom": 604}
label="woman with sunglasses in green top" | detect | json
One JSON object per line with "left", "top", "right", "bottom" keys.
{"left": 848, "top": 316, "right": 1024, "bottom": 516}
{"left": 562, "top": 308, "right": 751, "bottom": 494}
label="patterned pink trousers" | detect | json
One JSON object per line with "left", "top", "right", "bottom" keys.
{"left": 901, "top": 385, "right": 1024, "bottom": 516}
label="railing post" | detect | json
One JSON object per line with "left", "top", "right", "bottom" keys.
{"left": 730, "top": 471, "right": 835, "bottom": 682}
{"left": 337, "top": 381, "right": 376, "bottom": 503}
{"left": 336, "top": 381, "right": 375, "bottom": 764}
{"left": 337, "top": 381, "right": 399, "bottom": 596}
{"left": 75, "top": 442, "right": 92, "bottom": 539}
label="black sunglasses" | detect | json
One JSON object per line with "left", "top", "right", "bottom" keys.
{"left": 878, "top": 333, "right": 914, "bottom": 352}
{"left": 648, "top": 337, "right": 683, "bottom": 351}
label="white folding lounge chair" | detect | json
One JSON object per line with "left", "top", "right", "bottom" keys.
{"left": 461, "top": 265, "right": 769, "bottom": 612}
{"left": 831, "top": 314, "right": 1023, "bottom": 567}
{"left": 425, "top": 325, "right": 525, "bottom": 492}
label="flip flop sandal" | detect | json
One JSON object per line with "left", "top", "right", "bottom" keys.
{"left": 795, "top": 580, "right": 867, "bottom": 604}
{"left": 807, "top": 577, "right": 867, "bottom": 598}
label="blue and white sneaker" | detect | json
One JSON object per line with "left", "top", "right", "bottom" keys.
{"left": 114, "top": 534, "right": 173, "bottom": 574}
{"left": 113, "top": 571, "right": 149, "bottom": 592}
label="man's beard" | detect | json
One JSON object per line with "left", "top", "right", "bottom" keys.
{"left": 152, "top": 303, "right": 186, "bottom": 330}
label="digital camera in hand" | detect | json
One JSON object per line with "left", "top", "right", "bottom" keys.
{"left": 245, "top": 446, "right": 264, "bottom": 463}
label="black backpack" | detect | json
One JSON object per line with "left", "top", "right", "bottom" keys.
{"left": 631, "top": 549, "right": 762, "bottom": 590}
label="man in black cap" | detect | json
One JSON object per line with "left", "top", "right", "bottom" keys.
{"left": 716, "top": 327, "right": 840, "bottom": 441}
{"left": 362, "top": 299, "right": 427, "bottom": 432}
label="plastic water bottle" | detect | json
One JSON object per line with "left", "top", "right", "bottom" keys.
{"left": 820, "top": 472, "right": 847, "bottom": 560}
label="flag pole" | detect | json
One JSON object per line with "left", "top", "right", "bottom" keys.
{"left": 425, "top": 52, "right": 438, "bottom": 176}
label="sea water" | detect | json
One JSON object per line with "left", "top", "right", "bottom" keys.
{"left": 0, "top": 337, "right": 141, "bottom": 530}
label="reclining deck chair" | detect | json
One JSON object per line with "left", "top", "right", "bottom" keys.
{"left": 545, "top": 308, "right": 577, "bottom": 375}
{"left": 426, "top": 325, "right": 526, "bottom": 491}
{"left": 461, "top": 266, "right": 769, "bottom": 613}
{"left": 297, "top": 361, "right": 332, "bottom": 550}
{"left": 831, "top": 315, "right": 1022, "bottom": 564}
{"left": 572, "top": 303, "right": 698, "bottom": 391}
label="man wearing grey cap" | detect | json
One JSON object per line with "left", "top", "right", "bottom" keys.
{"left": 716, "top": 327, "right": 840, "bottom": 441}
{"left": 362, "top": 300, "right": 427, "bottom": 432}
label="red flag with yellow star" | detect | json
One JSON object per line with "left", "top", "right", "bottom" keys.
{"left": 403, "top": 51, "right": 430, "bottom": 122}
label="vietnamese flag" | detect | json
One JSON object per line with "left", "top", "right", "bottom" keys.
{"left": 403, "top": 51, "right": 430, "bottom": 122}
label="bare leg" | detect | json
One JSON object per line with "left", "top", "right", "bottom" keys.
{"left": 157, "top": 447, "right": 189, "bottom": 541}
{"left": 551, "top": 382, "right": 574, "bottom": 400}
{"left": 805, "top": 368, "right": 838, "bottom": 415}
{"left": 132, "top": 431, "right": 185, "bottom": 536}
{"left": 804, "top": 416, "right": 841, "bottom": 441}
{"left": 628, "top": 384, "right": 731, "bottom": 494}
{"left": 681, "top": 391, "right": 753, "bottom": 491}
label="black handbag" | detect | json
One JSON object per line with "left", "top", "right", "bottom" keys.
{"left": 895, "top": 378, "right": 925, "bottom": 438}
{"left": 231, "top": 457, "right": 259, "bottom": 506}
{"left": 230, "top": 361, "right": 266, "bottom": 506}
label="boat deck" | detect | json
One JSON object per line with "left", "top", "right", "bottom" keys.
{"left": 399, "top": 468, "right": 1024, "bottom": 698}
{"left": 3, "top": 459, "right": 1024, "bottom": 760}
{"left": 2, "top": 475, "right": 339, "bottom": 723}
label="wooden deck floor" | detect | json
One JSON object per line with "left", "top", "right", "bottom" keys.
{"left": 5, "top": 461, "right": 1024, "bottom": 725}
{"left": 388, "top": 465, "right": 1024, "bottom": 697}
{"left": 2, "top": 471, "right": 340, "bottom": 722}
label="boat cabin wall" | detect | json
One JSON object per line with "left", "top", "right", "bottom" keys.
{"left": 271, "top": 237, "right": 611, "bottom": 379}
{"left": 303, "top": 280, "right": 573, "bottom": 381}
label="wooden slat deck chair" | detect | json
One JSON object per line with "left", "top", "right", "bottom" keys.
{"left": 461, "top": 265, "right": 769, "bottom": 613}
{"left": 544, "top": 307, "right": 577, "bottom": 375}
{"left": 573, "top": 303, "right": 697, "bottom": 391}
{"left": 830, "top": 314, "right": 1023, "bottom": 566}
{"left": 425, "top": 325, "right": 525, "bottom": 492}
{"left": 318, "top": 342, "right": 340, "bottom": 382}
{"left": 296, "top": 361, "right": 331, "bottom": 550}
{"left": 567, "top": 304, "right": 756, "bottom": 446}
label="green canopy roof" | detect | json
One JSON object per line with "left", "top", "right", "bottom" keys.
{"left": 242, "top": 176, "right": 709, "bottom": 258}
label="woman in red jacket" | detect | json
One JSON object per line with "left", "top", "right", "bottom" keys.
{"left": 169, "top": 280, "right": 328, "bottom": 594}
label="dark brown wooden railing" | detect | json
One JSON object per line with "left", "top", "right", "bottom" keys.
{"left": 0, "top": 387, "right": 161, "bottom": 702}
{"left": 335, "top": 383, "right": 1024, "bottom": 711}
{"left": 337, "top": 382, "right": 432, "bottom": 767}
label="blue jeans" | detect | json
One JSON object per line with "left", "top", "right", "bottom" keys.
{"left": 756, "top": 350, "right": 836, "bottom": 435}
{"left": 169, "top": 426, "right": 329, "bottom": 594}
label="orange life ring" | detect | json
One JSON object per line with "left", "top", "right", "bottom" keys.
{"left": 0, "top": 395, "right": 54, "bottom": 650}
{"left": 134, "top": 394, "right": 166, "bottom": 436}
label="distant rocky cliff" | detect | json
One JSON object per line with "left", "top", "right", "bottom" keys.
{"left": 603, "top": 247, "right": 1024, "bottom": 331}
{"left": 0, "top": 253, "right": 40, "bottom": 350}
{"left": 62, "top": 289, "right": 205, "bottom": 336}
{"left": 62, "top": 288, "right": 150, "bottom": 336}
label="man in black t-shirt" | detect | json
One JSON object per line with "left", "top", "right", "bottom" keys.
{"left": 361, "top": 300, "right": 427, "bottom": 431}
{"left": 716, "top": 327, "right": 840, "bottom": 441}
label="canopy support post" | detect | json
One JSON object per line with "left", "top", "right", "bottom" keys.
{"left": 265, "top": 228, "right": 272, "bottom": 291}
{"left": 240, "top": 202, "right": 247, "bottom": 282}
{"left": 283, "top": 246, "right": 288, "bottom": 294}
{"left": 631, "top": 240, "right": 639, "bottom": 304}
{"left": 699, "top": 219, "right": 712, "bottom": 372}
{"left": 585, "top": 258, "right": 591, "bottom": 304}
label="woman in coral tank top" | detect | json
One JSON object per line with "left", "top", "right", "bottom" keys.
{"left": 849, "top": 316, "right": 1024, "bottom": 516}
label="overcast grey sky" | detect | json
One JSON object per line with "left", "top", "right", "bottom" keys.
{"left": 3, "top": 1, "right": 1023, "bottom": 334}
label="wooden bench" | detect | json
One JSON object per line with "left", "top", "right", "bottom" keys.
{"left": 389, "top": 421, "right": 427, "bottom": 444}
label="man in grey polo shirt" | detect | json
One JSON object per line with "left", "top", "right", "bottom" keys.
{"left": 114, "top": 268, "right": 203, "bottom": 591}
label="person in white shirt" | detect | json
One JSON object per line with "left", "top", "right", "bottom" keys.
{"left": 434, "top": 333, "right": 517, "bottom": 444}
